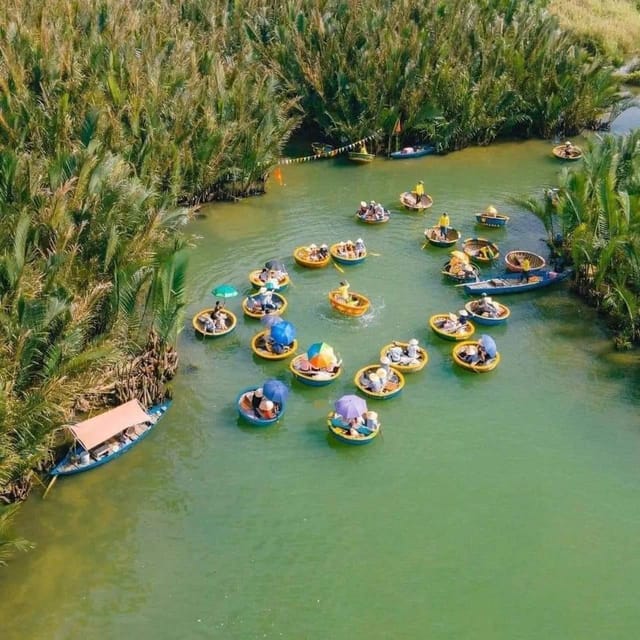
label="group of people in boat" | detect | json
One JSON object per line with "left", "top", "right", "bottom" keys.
{"left": 560, "top": 140, "right": 579, "bottom": 158}
{"left": 357, "top": 200, "right": 387, "bottom": 221}
{"left": 458, "top": 341, "right": 495, "bottom": 366}
{"left": 385, "top": 339, "right": 422, "bottom": 366}
{"left": 470, "top": 293, "right": 501, "bottom": 318}
{"left": 361, "top": 359, "right": 401, "bottom": 393}
{"left": 435, "top": 310, "right": 471, "bottom": 335}
{"left": 257, "top": 266, "right": 287, "bottom": 287}
{"left": 333, "top": 410, "right": 380, "bottom": 438}
{"left": 293, "top": 353, "right": 342, "bottom": 379}
{"left": 246, "top": 287, "right": 281, "bottom": 314}
{"left": 198, "top": 300, "right": 230, "bottom": 333}
{"left": 247, "top": 387, "right": 279, "bottom": 420}
{"left": 448, "top": 253, "right": 477, "bottom": 280}
{"left": 335, "top": 280, "right": 362, "bottom": 307}
{"left": 255, "top": 332, "right": 293, "bottom": 355}
{"left": 304, "top": 243, "right": 330, "bottom": 261}
{"left": 334, "top": 239, "right": 366, "bottom": 259}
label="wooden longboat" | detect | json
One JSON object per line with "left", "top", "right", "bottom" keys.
{"left": 327, "top": 412, "right": 380, "bottom": 445}
{"left": 354, "top": 365, "right": 405, "bottom": 399}
{"left": 463, "top": 269, "right": 572, "bottom": 295}
{"left": 293, "top": 245, "right": 330, "bottom": 269}
{"left": 329, "top": 242, "right": 367, "bottom": 265}
{"left": 242, "top": 292, "right": 288, "bottom": 319}
{"left": 236, "top": 386, "right": 284, "bottom": 426}
{"left": 328, "top": 290, "right": 371, "bottom": 317}
{"left": 379, "top": 342, "right": 428, "bottom": 373}
{"left": 390, "top": 146, "right": 435, "bottom": 159}
{"left": 289, "top": 355, "right": 341, "bottom": 386}
{"left": 192, "top": 308, "right": 237, "bottom": 338}
{"left": 452, "top": 340, "right": 501, "bottom": 372}
{"left": 429, "top": 314, "right": 476, "bottom": 341}
{"left": 50, "top": 399, "right": 172, "bottom": 477}
{"left": 250, "top": 330, "right": 298, "bottom": 360}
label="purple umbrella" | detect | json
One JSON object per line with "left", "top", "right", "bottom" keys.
{"left": 479, "top": 334, "right": 497, "bottom": 358}
{"left": 334, "top": 394, "right": 368, "bottom": 420}
{"left": 270, "top": 321, "right": 296, "bottom": 346}
{"left": 263, "top": 379, "right": 289, "bottom": 405}
{"left": 261, "top": 314, "right": 283, "bottom": 328}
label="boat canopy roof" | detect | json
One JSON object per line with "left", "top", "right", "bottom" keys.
{"left": 69, "top": 399, "right": 149, "bottom": 451}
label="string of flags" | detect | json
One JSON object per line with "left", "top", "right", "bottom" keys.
{"left": 277, "top": 131, "right": 381, "bottom": 165}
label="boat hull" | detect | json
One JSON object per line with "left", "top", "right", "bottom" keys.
{"left": 464, "top": 300, "right": 511, "bottom": 325}
{"left": 236, "top": 387, "right": 284, "bottom": 426}
{"left": 327, "top": 414, "right": 379, "bottom": 445}
{"left": 249, "top": 269, "right": 290, "bottom": 290}
{"left": 192, "top": 309, "right": 237, "bottom": 338}
{"left": 390, "top": 146, "right": 434, "bottom": 159}
{"left": 329, "top": 243, "right": 367, "bottom": 265}
{"left": 462, "top": 237, "right": 500, "bottom": 263}
{"left": 250, "top": 331, "right": 298, "bottom": 360}
{"left": 463, "top": 269, "right": 572, "bottom": 295}
{"left": 400, "top": 192, "right": 433, "bottom": 211}
{"left": 328, "top": 290, "right": 370, "bottom": 316}
{"left": 504, "top": 250, "right": 546, "bottom": 273}
{"left": 356, "top": 211, "right": 390, "bottom": 224}
{"left": 293, "top": 246, "right": 330, "bottom": 268}
{"left": 348, "top": 151, "right": 375, "bottom": 163}
{"left": 50, "top": 401, "right": 172, "bottom": 476}
{"left": 452, "top": 341, "right": 501, "bottom": 372}
{"left": 475, "top": 212, "right": 509, "bottom": 227}
{"left": 552, "top": 145, "right": 583, "bottom": 160}
{"left": 354, "top": 365, "right": 405, "bottom": 399}
{"left": 425, "top": 227, "right": 460, "bottom": 247}
{"left": 242, "top": 292, "right": 288, "bottom": 319}
{"left": 379, "top": 342, "right": 428, "bottom": 373}
{"left": 289, "top": 355, "right": 341, "bottom": 386}
{"left": 429, "top": 314, "right": 476, "bottom": 341}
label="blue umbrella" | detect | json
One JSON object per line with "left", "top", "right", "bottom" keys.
{"left": 211, "top": 284, "right": 239, "bottom": 298}
{"left": 479, "top": 334, "right": 497, "bottom": 358}
{"left": 334, "top": 394, "right": 368, "bottom": 420}
{"left": 263, "top": 379, "right": 289, "bottom": 405}
{"left": 270, "top": 321, "right": 296, "bottom": 346}
{"left": 261, "top": 314, "right": 283, "bottom": 328}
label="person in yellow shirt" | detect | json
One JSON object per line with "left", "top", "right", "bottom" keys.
{"left": 520, "top": 257, "right": 531, "bottom": 283}
{"left": 413, "top": 180, "right": 425, "bottom": 204}
{"left": 438, "top": 212, "right": 450, "bottom": 240}
{"left": 337, "top": 280, "right": 350, "bottom": 302}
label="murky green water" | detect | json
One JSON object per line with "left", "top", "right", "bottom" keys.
{"left": 3, "top": 137, "right": 640, "bottom": 640}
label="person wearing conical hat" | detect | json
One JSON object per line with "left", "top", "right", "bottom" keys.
{"left": 413, "top": 180, "right": 425, "bottom": 204}
{"left": 355, "top": 237, "right": 366, "bottom": 258}
{"left": 368, "top": 372, "right": 383, "bottom": 393}
{"left": 438, "top": 212, "right": 451, "bottom": 240}
{"left": 485, "top": 205, "right": 498, "bottom": 215}
{"left": 406, "top": 338, "right": 420, "bottom": 360}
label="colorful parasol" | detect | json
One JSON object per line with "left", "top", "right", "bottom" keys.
{"left": 306, "top": 342, "right": 335, "bottom": 368}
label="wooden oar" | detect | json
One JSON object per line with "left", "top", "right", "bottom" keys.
{"left": 369, "top": 252, "right": 381, "bottom": 257}
{"left": 332, "top": 260, "right": 345, "bottom": 274}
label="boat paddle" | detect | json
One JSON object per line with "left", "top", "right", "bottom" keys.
{"left": 332, "top": 261, "right": 345, "bottom": 274}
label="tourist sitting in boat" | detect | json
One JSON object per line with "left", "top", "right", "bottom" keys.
{"left": 355, "top": 238, "right": 366, "bottom": 257}
{"left": 388, "top": 345, "right": 404, "bottom": 365}
{"left": 364, "top": 410, "right": 379, "bottom": 433}
{"left": 562, "top": 141, "right": 575, "bottom": 158}
{"left": 258, "top": 266, "right": 270, "bottom": 282}
{"left": 459, "top": 343, "right": 489, "bottom": 365}
{"left": 199, "top": 313, "right": 216, "bottom": 332}
{"left": 214, "top": 312, "right": 229, "bottom": 331}
{"left": 258, "top": 398, "right": 277, "bottom": 419}
{"left": 358, "top": 201, "right": 368, "bottom": 216}
{"left": 307, "top": 243, "right": 319, "bottom": 260}
{"left": 476, "top": 293, "right": 499, "bottom": 317}
{"left": 318, "top": 243, "right": 329, "bottom": 259}
{"left": 437, "top": 310, "right": 469, "bottom": 334}
{"left": 406, "top": 338, "right": 420, "bottom": 360}
{"left": 251, "top": 388, "right": 264, "bottom": 414}
{"left": 379, "top": 357, "right": 391, "bottom": 376}
{"left": 367, "top": 371, "right": 383, "bottom": 393}
{"left": 373, "top": 203, "right": 385, "bottom": 220}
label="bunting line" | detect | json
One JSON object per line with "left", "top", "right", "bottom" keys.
{"left": 277, "top": 131, "right": 381, "bottom": 165}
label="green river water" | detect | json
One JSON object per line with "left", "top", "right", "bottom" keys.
{"left": 2, "top": 134, "right": 640, "bottom": 640}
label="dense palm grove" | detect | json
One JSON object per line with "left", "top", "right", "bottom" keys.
{"left": 0, "top": 0, "right": 631, "bottom": 560}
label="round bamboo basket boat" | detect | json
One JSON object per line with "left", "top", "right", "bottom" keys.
{"left": 462, "top": 237, "right": 500, "bottom": 263}
{"left": 424, "top": 227, "right": 460, "bottom": 248}
{"left": 327, "top": 413, "right": 380, "bottom": 445}
{"left": 452, "top": 340, "right": 501, "bottom": 372}
{"left": 289, "top": 355, "right": 341, "bottom": 386}
{"left": 379, "top": 342, "right": 428, "bottom": 373}
{"left": 248, "top": 269, "right": 290, "bottom": 290}
{"left": 329, "top": 242, "right": 367, "bottom": 265}
{"left": 250, "top": 330, "right": 298, "bottom": 360}
{"left": 464, "top": 299, "right": 511, "bottom": 326}
{"left": 429, "top": 314, "right": 476, "bottom": 341}
{"left": 328, "top": 290, "right": 370, "bottom": 316}
{"left": 192, "top": 309, "right": 237, "bottom": 338}
{"left": 242, "top": 292, "right": 288, "bottom": 319}
{"left": 504, "top": 250, "right": 546, "bottom": 273}
{"left": 354, "top": 365, "right": 405, "bottom": 399}
{"left": 293, "top": 245, "right": 330, "bottom": 269}
{"left": 400, "top": 191, "right": 434, "bottom": 211}
{"left": 552, "top": 144, "right": 583, "bottom": 160}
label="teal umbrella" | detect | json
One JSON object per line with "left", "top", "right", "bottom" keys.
{"left": 211, "top": 284, "right": 239, "bottom": 298}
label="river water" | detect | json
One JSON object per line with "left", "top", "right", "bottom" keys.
{"left": 2, "top": 133, "right": 640, "bottom": 640}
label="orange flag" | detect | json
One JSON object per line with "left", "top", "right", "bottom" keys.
{"left": 393, "top": 119, "right": 402, "bottom": 135}
{"left": 273, "top": 166, "right": 283, "bottom": 186}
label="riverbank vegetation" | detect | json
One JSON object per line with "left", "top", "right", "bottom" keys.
{"left": 548, "top": 0, "right": 640, "bottom": 64}
{"left": 519, "top": 131, "right": 640, "bottom": 348}
{"left": 0, "top": 0, "right": 628, "bottom": 562}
